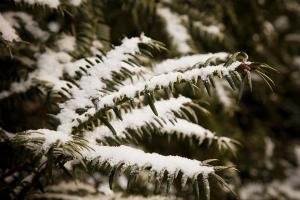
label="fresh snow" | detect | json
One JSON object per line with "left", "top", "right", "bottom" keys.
{"left": 58, "top": 59, "right": 243, "bottom": 134}
{"left": 35, "top": 50, "right": 73, "bottom": 91}
{"left": 56, "top": 34, "right": 76, "bottom": 52}
{"left": 0, "top": 50, "right": 72, "bottom": 100}
{"left": 68, "top": 0, "right": 83, "bottom": 6}
{"left": 153, "top": 53, "right": 228, "bottom": 75}
{"left": 0, "top": 78, "right": 33, "bottom": 100}
{"left": 26, "top": 129, "right": 72, "bottom": 150}
{"left": 157, "top": 6, "right": 192, "bottom": 54}
{"left": 162, "top": 118, "right": 215, "bottom": 141}
{"left": 214, "top": 79, "right": 234, "bottom": 110}
{"left": 3, "top": 12, "right": 49, "bottom": 41}
{"left": 83, "top": 145, "right": 214, "bottom": 177}
{"left": 84, "top": 97, "right": 192, "bottom": 142}
{"left": 193, "top": 21, "right": 223, "bottom": 39}
{"left": 57, "top": 36, "right": 153, "bottom": 133}
{"left": 90, "top": 40, "right": 104, "bottom": 55}
{"left": 0, "top": 13, "right": 20, "bottom": 42}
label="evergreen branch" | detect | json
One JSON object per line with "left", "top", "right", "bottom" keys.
{"left": 12, "top": 129, "right": 90, "bottom": 159}
{"left": 84, "top": 96, "right": 192, "bottom": 143}
{"left": 2, "top": 12, "right": 50, "bottom": 41}
{"left": 152, "top": 52, "right": 229, "bottom": 75}
{"left": 157, "top": 5, "right": 192, "bottom": 54}
{"left": 59, "top": 58, "right": 244, "bottom": 134}
{"left": 11, "top": 129, "right": 232, "bottom": 199}
{"left": 82, "top": 144, "right": 215, "bottom": 196}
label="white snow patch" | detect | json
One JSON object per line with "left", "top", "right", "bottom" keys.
{"left": 264, "top": 137, "right": 274, "bottom": 169}
{"left": 82, "top": 145, "right": 214, "bottom": 177}
{"left": 162, "top": 118, "right": 215, "bottom": 141}
{"left": 0, "top": 49, "right": 72, "bottom": 100}
{"left": 26, "top": 129, "right": 72, "bottom": 150}
{"left": 3, "top": 12, "right": 49, "bottom": 41}
{"left": 157, "top": 6, "right": 191, "bottom": 54}
{"left": 0, "top": 13, "right": 20, "bottom": 42}
{"left": 57, "top": 36, "right": 153, "bottom": 133}
{"left": 215, "top": 79, "right": 233, "bottom": 110}
{"left": 90, "top": 40, "right": 104, "bottom": 55}
{"left": 35, "top": 50, "right": 72, "bottom": 91}
{"left": 48, "top": 22, "right": 60, "bottom": 32}
{"left": 59, "top": 59, "right": 243, "bottom": 134}
{"left": 85, "top": 96, "right": 191, "bottom": 142}
{"left": 68, "top": 0, "right": 83, "bottom": 6}
{"left": 193, "top": 21, "right": 223, "bottom": 39}
{"left": 153, "top": 53, "right": 228, "bottom": 75}
{"left": 56, "top": 34, "right": 76, "bottom": 52}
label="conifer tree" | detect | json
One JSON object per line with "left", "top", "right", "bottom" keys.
{"left": 0, "top": 0, "right": 298, "bottom": 200}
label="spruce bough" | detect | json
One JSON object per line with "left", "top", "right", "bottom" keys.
{"left": 0, "top": 1, "right": 277, "bottom": 199}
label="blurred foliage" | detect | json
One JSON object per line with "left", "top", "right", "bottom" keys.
{"left": 0, "top": 0, "right": 299, "bottom": 199}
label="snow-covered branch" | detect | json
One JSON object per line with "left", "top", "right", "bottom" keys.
{"left": 157, "top": 6, "right": 192, "bottom": 54}
{"left": 82, "top": 144, "right": 214, "bottom": 178}
{"left": 3, "top": 12, "right": 49, "bottom": 41}
{"left": 56, "top": 36, "right": 160, "bottom": 133}
{"left": 152, "top": 52, "right": 228, "bottom": 75}
{"left": 57, "top": 58, "right": 245, "bottom": 134}
{"left": 84, "top": 96, "right": 192, "bottom": 143}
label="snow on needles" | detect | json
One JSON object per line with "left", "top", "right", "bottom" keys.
{"left": 82, "top": 145, "right": 214, "bottom": 177}
{"left": 3, "top": 12, "right": 49, "bottom": 41}
{"left": 96, "top": 61, "right": 243, "bottom": 108}
{"left": 162, "top": 118, "right": 215, "bottom": 142}
{"left": 0, "top": 50, "right": 72, "bottom": 100}
{"left": 153, "top": 53, "right": 228, "bottom": 75}
{"left": 84, "top": 96, "right": 219, "bottom": 146}
{"left": 58, "top": 59, "right": 243, "bottom": 134}
{"left": 68, "top": 0, "right": 83, "bottom": 6}
{"left": 57, "top": 36, "right": 153, "bottom": 133}
{"left": 157, "top": 6, "right": 192, "bottom": 54}
{"left": 0, "top": 13, "right": 20, "bottom": 42}
{"left": 56, "top": 34, "right": 76, "bottom": 52}
{"left": 85, "top": 96, "right": 192, "bottom": 143}
{"left": 25, "top": 129, "right": 72, "bottom": 151}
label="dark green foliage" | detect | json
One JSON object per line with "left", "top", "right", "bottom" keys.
{"left": 0, "top": 0, "right": 299, "bottom": 200}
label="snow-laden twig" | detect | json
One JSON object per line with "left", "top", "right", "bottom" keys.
{"left": 214, "top": 79, "right": 234, "bottom": 111}
{"left": 0, "top": 34, "right": 75, "bottom": 100}
{"left": 21, "top": 129, "right": 72, "bottom": 151}
{"left": 3, "top": 12, "right": 49, "bottom": 41}
{"left": 192, "top": 21, "right": 224, "bottom": 40}
{"left": 152, "top": 52, "right": 228, "bottom": 75}
{"left": 82, "top": 144, "right": 214, "bottom": 178}
{"left": 157, "top": 6, "right": 192, "bottom": 54}
{"left": 0, "top": 78, "right": 34, "bottom": 100}
{"left": 84, "top": 96, "right": 192, "bottom": 143}
{"left": 56, "top": 34, "right": 76, "bottom": 52}
{"left": 57, "top": 60, "right": 244, "bottom": 134}
{"left": 56, "top": 36, "right": 155, "bottom": 133}
{"left": 68, "top": 0, "right": 84, "bottom": 6}
{"left": 161, "top": 118, "right": 214, "bottom": 141}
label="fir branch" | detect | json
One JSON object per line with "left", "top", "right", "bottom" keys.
{"left": 157, "top": 5, "right": 192, "bottom": 54}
